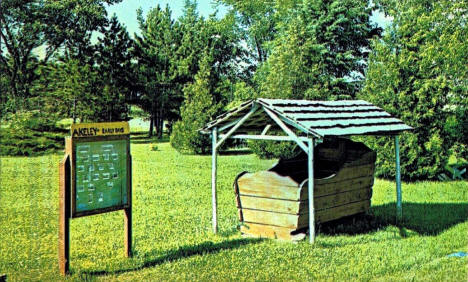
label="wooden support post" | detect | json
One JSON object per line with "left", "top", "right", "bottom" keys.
{"left": 124, "top": 207, "right": 132, "bottom": 257}
{"left": 308, "top": 138, "right": 315, "bottom": 244}
{"left": 124, "top": 155, "right": 132, "bottom": 257}
{"left": 394, "top": 135, "right": 402, "bottom": 223}
{"left": 211, "top": 127, "right": 218, "bottom": 233}
{"left": 59, "top": 155, "right": 71, "bottom": 275}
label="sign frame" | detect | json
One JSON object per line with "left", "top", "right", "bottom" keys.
{"left": 68, "top": 134, "right": 131, "bottom": 218}
{"left": 59, "top": 122, "right": 132, "bottom": 275}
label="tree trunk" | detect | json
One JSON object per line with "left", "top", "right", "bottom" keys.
{"left": 157, "top": 108, "right": 164, "bottom": 140}
{"left": 148, "top": 114, "right": 154, "bottom": 137}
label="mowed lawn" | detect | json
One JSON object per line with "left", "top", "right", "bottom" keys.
{"left": 1, "top": 135, "right": 467, "bottom": 281}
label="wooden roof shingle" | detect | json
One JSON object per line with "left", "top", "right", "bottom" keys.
{"left": 202, "top": 99, "right": 412, "bottom": 137}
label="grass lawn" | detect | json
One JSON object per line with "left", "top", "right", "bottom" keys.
{"left": 0, "top": 134, "right": 467, "bottom": 281}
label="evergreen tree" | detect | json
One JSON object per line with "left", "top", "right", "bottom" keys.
{"left": 361, "top": 0, "right": 467, "bottom": 180}
{"left": 134, "top": 5, "right": 178, "bottom": 138}
{"left": 257, "top": 0, "right": 380, "bottom": 100}
{"left": 96, "top": 15, "right": 134, "bottom": 121}
{"left": 171, "top": 52, "right": 219, "bottom": 154}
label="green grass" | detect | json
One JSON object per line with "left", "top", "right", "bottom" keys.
{"left": 0, "top": 137, "right": 467, "bottom": 281}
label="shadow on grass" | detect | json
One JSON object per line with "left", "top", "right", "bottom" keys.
{"left": 130, "top": 134, "right": 169, "bottom": 144}
{"left": 219, "top": 148, "right": 253, "bottom": 156}
{"left": 85, "top": 238, "right": 263, "bottom": 276}
{"left": 319, "top": 202, "right": 468, "bottom": 236}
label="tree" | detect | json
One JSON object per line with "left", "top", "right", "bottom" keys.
{"left": 0, "top": 0, "right": 122, "bottom": 113}
{"left": 134, "top": 4, "right": 178, "bottom": 138}
{"left": 170, "top": 52, "right": 219, "bottom": 154}
{"left": 135, "top": 0, "right": 244, "bottom": 140}
{"left": 95, "top": 15, "right": 134, "bottom": 122}
{"left": 257, "top": 0, "right": 380, "bottom": 100}
{"left": 31, "top": 59, "right": 99, "bottom": 122}
{"left": 216, "top": 0, "right": 278, "bottom": 67}
{"left": 361, "top": 0, "right": 467, "bottom": 180}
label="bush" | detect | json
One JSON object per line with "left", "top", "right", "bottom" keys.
{"left": 248, "top": 140, "right": 302, "bottom": 159}
{"left": 0, "top": 111, "right": 66, "bottom": 156}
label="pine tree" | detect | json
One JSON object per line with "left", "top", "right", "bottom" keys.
{"left": 361, "top": 0, "right": 467, "bottom": 180}
{"left": 96, "top": 15, "right": 134, "bottom": 121}
{"left": 170, "top": 52, "right": 219, "bottom": 154}
{"left": 256, "top": 0, "right": 379, "bottom": 100}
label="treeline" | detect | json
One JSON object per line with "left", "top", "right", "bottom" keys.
{"left": 1, "top": 0, "right": 466, "bottom": 180}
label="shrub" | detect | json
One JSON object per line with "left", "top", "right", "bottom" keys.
{"left": 0, "top": 111, "right": 66, "bottom": 156}
{"left": 248, "top": 140, "right": 302, "bottom": 160}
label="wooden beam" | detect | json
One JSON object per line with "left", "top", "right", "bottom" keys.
{"left": 211, "top": 127, "right": 218, "bottom": 233}
{"left": 218, "top": 106, "right": 263, "bottom": 132}
{"left": 261, "top": 124, "right": 272, "bottom": 135}
{"left": 308, "top": 138, "right": 315, "bottom": 244}
{"left": 395, "top": 135, "right": 402, "bottom": 223}
{"left": 218, "top": 134, "right": 309, "bottom": 142}
{"left": 216, "top": 105, "right": 258, "bottom": 148}
{"left": 263, "top": 107, "right": 309, "bottom": 152}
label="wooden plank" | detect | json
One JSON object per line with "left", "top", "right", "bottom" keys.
{"left": 263, "top": 106, "right": 311, "bottom": 151}
{"left": 238, "top": 170, "right": 374, "bottom": 201}
{"left": 240, "top": 223, "right": 296, "bottom": 240}
{"left": 315, "top": 163, "right": 374, "bottom": 185}
{"left": 308, "top": 138, "right": 315, "bottom": 244}
{"left": 297, "top": 187, "right": 372, "bottom": 213}
{"left": 240, "top": 200, "right": 371, "bottom": 231}
{"left": 300, "top": 175, "right": 374, "bottom": 198}
{"left": 242, "top": 209, "right": 299, "bottom": 228}
{"left": 238, "top": 187, "right": 371, "bottom": 216}
{"left": 233, "top": 172, "right": 248, "bottom": 222}
{"left": 297, "top": 200, "right": 371, "bottom": 227}
{"left": 317, "top": 200, "right": 370, "bottom": 223}
{"left": 237, "top": 171, "right": 300, "bottom": 200}
{"left": 238, "top": 196, "right": 302, "bottom": 214}
{"left": 211, "top": 128, "right": 218, "bottom": 233}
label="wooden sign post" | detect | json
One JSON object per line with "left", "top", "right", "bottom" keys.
{"left": 59, "top": 122, "right": 132, "bottom": 275}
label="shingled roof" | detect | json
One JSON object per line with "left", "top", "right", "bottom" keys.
{"left": 202, "top": 98, "right": 412, "bottom": 138}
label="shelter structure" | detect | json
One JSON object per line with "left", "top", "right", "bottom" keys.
{"left": 201, "top": 98, "right": 412, "bottom": 243}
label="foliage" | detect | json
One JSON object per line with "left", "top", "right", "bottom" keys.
{"left": 360, "top": 0, "right": 468, "bottom": 180}
{"left": 0, "top": 111, "right": 65, "bottom": 156}
{"left": 95, "top": 15, "right": 134, "bottom": 121}
{"left": 31, "top": 59, "right": 100, "bottom": 122}
{"left": 1, "top": 140, "right": 467, "bottom": 280}
{"left": 243, "top": 0, "right": 379, "bottom": 159}
{"left": 170, "top": 53, "right": 220, "bottom": 154}
{"left": 134, "top": 4, "right": 178, "bottom": 138}
{"left": 135, "top": 1, "right": 244, "bottom": 139}
{"left": 0, "top": 0, "right": 122, "bottom": 114}
{"left": 217, "top": 0, "right": 278, "bottom": 68}
{"left": 256, "top": 0, "right": 380, "bottom": 100}
{"left": 248, "top": 139, "right": 302, "bottom": 159}
{"left": 29, "top": 15, "right": 133, "bottom": 123}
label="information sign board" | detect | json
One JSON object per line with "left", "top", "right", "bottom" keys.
{"left": 59, "top": 122, "right": 132, "bottom": 275}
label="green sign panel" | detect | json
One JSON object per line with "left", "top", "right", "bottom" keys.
{"left": 74, "top": 139, "right": 128, "bottom": 213}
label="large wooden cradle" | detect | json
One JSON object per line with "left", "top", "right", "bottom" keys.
{"left": 234, "top": 138, "right": 376, "bottom": 240}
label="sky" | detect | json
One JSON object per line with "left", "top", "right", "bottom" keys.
{"left": 106, "top": 0, "right": 392, "bottom": 37}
